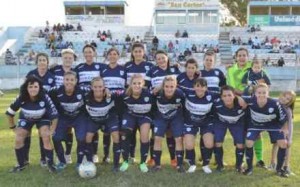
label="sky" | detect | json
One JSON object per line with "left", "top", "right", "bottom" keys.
{"left": 0, "top": 0, "right": 155, "bottom": 27}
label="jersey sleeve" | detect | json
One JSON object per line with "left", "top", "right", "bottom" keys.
{"left": 5, "top": 96, "right": 22, "bottom": 116}
{"left": 44, "top": 94, "right": 58, "bottom": 120}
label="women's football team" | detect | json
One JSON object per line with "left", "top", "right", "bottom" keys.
{"left": 6, "top": 44, "right": 296, "bottom": 178}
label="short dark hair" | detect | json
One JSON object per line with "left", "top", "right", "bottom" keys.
{"left": 193, "top": 77, "right": 207, "bottom": 87}
{"left": 82, "top": 44, "right": 96, "bottom": 52}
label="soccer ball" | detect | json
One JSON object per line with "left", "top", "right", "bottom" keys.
{"left": 78, "top": 162, "right": 97, "bottom": 178}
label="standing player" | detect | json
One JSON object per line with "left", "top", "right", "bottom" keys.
{"left": 183, "top": 78, "right": 216, "bottom": 174}
{"left": 6, "top": 76, "right": 57, "bottom": 172}
{"left": 243, "top": 83, "right": 289, "bottom": 177}
{"left": 50, "top": 48, "right": 76, "bottom": 164}
{"left": 213, "top": 86, "right": 245, "bottom": 173}
{"left": 124, "top": 43, "right": 153, "bottom": 163}
{"left": 74, "top": 44, "right": 107, "bottom": 163}
{"left": 49, "top": 71, "right": 89, "bottom": 170}
{"left": 25, "top": 53, "right": 55, "bottom": 167}
{"left": 85, "top": 77, "right": 121, "bottom": 172}
{"left": 100, "top": 48, "right": 126, "bottom": 163}
{"left": 177, "top": 58, "right": 200, "bottom": 94}
{"left": 119, "top": 74, "right": 153, "bottom": 173}
{"left": 152, "top": 76, "right": 185, "bottom": 172}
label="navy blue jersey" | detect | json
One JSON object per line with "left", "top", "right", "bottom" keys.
{"left": 177, "top": 72, "right": 198, "bottom": 94}
{"left": 243, "top": 97, "right": 287, "bottom": 129}
{"left": 213, "top": 99, "right": 245, "bottom": 124}
{"left": 48, "top": 86, "right": 89, "bottom": 119}
{"left": 124, "top": 61, "right": 153, "bottom": 86}
{"left": 184, "top": 91, "right": 217, "bottom": 124}
{"left": 101, "top": 65, "right": 126, "bottom": 92}
{"left": 26, "top": 69, "right": 55, "bottom": 92}
{"left": 146, "top": 65, "right": 180, "bottom": 89}
{"left": 241, "top": 69, "right": 271, "bottom": 86}
{"left": 50, "top": 65, "right": 73, "bottom": 87}
{"left": 85, "top": 93, "right": 116, "bottom": 122}
{"left": 122, "top": 89, "right": 153, "bottom": 117}
{"left": 6, "top": 94, "right": 58, "bottom": 121}
{"left": 201, "top": 68, "right": 226, "bottom": 93}
{"left": 74, "top": 62, "right": 107, "bottom": 86}
{"left": 155, "top": 88, "right": 185, "bottom": 119}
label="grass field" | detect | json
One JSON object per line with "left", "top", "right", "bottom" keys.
{"left": 0, "top": 90, "right": 300, "bottom": 187}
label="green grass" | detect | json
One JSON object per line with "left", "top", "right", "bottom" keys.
{"left": 1, "top": 90, "right": 300, "bottom": 187}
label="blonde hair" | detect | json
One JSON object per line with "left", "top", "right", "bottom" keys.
{"left": 161, "top": 75, "right": 177, "bottom": 93}
{"left": 61, "top": 48, "right": 75, "bottom": 56}
{"left": 126, "top": 74, "right": 145, "bottom": 96}
{"left": 91, "top": 76, "right": 104, "bottom": 86}
{"left": 254, "top": 83, "right": 269, "bottom": 92}
{"left": 280, "top": 91, "right": 297, "bottom": 111}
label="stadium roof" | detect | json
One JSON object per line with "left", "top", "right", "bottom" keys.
{"left": 249, "top": 1, "right": 300, "bottom": 6}
{"left": 64, "top": 0, "right": 127, "bottom": 6}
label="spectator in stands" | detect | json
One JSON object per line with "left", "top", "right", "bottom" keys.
{"left": 53, "top": 24, "right": 57, "bottom": 32}
{"left": 277, "top": 57, "right": 285, "bottom": 67}
{"left": 237, "top": 37, "right": 242, "bottom": 45}
{"left": 168, "top": 41, "right": 174, "bottom": 53}
{"left": 38, "top": 30, "right": 45, "bottom": 38}
{"left": 97, "top": 30, "right": 101, "bottom": 38}
{"left": 214, "top": 45, "right": 219, "bottom": 53}
{"left": 91, "top": 40, "right": 97, "bottom": 49}
{"left": 248, "top": 37, "right": 253, "bottom": 46}
{"left": 51, "top": 48, "right": 58, "bottom": 57}
{"left": 264, "top": 57, "right": 271, "bottom": 66}
{"left": 69, "top": 24, "right": 74, "bottom": 31}
{"left": 184, "top": 48, "right": 192, "bottom": 57}
{"left": 77, "top": 23, "right": 82, "bottom": 31}
{"left": 174, "top": 40, "right": 179, "bottom": 52}
{"left": 175, "top": 30, "right": 181, "bottom": 38}
{"left": 28, "top": 50, "right": 36, "bottom": 62}
{"left": 182, "top": 30, "right": 188, "bottom": 38}
{"left": 102, "top": 31, "right": 107, "bottom": 37}
{"left": 100, "top": 34, "right": 106, "bottom": 42}
{"left": 178, "top": 53, "right": 185, "bottom": 62}
{"left": 252, "top": 36, "right": 261, "bottom": 49}
{"left": 191, "top": 44, "right": 197, "bottom": 53}
{"left": 58, "top": 33, "right": 63, "bottom": 42}
{"left": 68, "top": 41, "right": 74, "bottom": 49}
{"left": 271, "top": 36, "right": 279, "bottom": 45}
{"left": 125, "top": 34, "right": 131, "bottom": 43}
{"left": 107, "top": 30, "right": 112, "bottom": 40}
{"left": 152, "top": 36, "right": 159, "bottom": 49}
{"left": 231, "top": 37, "right": 237, "bottom": 45}
{"left": 5, "top": 49, "right": 16, "bottom": 65}
{"left": 203, "top": 44, "right": 208, "bottom": 53}
{"left": 136, "top": 36, "right": 141, "bottom": 42}
{"left": 65, "top": 23, "right": 70, "bottom": 31}
{"left": 256, "top": 25, "right": 261, "bottom": 31}
{"left": 250, "top": 25, "right": 255, "bottom": 32}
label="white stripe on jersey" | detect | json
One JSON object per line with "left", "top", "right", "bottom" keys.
{"left": 103, "top": 77, "right": 125, "bottom": 89}
{"left": 203, "top": 76, "right": 220, "bottom": 88}
{"left": 217, "top": 112, "right": 244, "bottom": 124}
{"left": 43, "top": 85, "right": 51, "bottom": 92}
{"left": 126, "top": 73, "right": 147, "bottom": 85}
{"left": 127, "top": 104, "right": 152, "bottom": 114}
{"left": 21, "top": 108, "right": 46, "bottom": 119}
{"left": 78, "top": 71, "right": 100, "bottom": 83}
{"left": 157, "top": 102, "right": 180, "bottom": 114}
{"left": 250, "top": 109, "right": 276, "bottom": 123}
{"left": 185, "top": 100, "right": 213, "bottom": 116}
{"left": 55, "top": 76, "right": 64, "bottom": 86}
{"left": 61, "top": 102, "right": 83, "bottom": 112}
{"left": 86, "top": 102, "right": 114, "bottom": 117}
{"left": 7, "top": 107, "right": 16, "bottom": 115}
{"left": 151, "top": 76, "right": 165, "bottom": 88}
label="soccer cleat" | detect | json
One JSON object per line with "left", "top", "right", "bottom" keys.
{"left": 102, "top": 157, "right": 110, "bottom": 164}
{"left": 151, "top": 165, "right": 162, "bottom": 172}
{"left": 120, "top": 161, "right": 129, "bottom": 172}
{"left": 202, "top": 165, "right": 212, "bottom": 174}
{"left": 236, "top": 166, "right": 245, "bottom": 174}
{"left": 139, "top": 162, "right": 149, "bottom": 173}
{"left": 56, "top": 162, "right": 66, "bottom": 171}
{"left": 216, "top": 165, "right": 225, "bottom": 172}
{"left": 177, "top": 166, "right": 185, "bottom": 173}
{"left": 128, "top": 157, "right": 136, "bottom": 164}
{"left": 47, "top": 163, "right": 57, "bottom": 173}
{"left": 93, "top": 155, "right": 99, "bottom": 163}
{"left": 40, "top": 160, "right": 47, "bottom": 167}
{"left": 243, "top": 168, "right": 253, "bottom": 176}
{"left": 65, "top": 154, "right": 72, "bottom": 164}
{"left": 277, "top": 169, "right": 289, "bottom": 178}
{"left": 9, "top": 165, "right": 25, "bottom": 173}
{"left": 283, "top": 166, "right": 295, "bottom": 176}
{"left": 170, "top": 159, "right": 177, "bottom": 168}
{"left": 267, "top": 163, "right": 276, "bottom": 171}
{"left": 186, "top": 165, "right": 197, "bottom": 173}
{"left": 256, "top": 160, "right": 266, "bottom": 168}
{"left": 147, "top": 159, "right": 155, "bottom": 167}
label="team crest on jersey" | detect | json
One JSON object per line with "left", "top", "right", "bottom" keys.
{"left": 39, "top": 101, "right": 45, "bottom": 107}
{"left": 120, "top": 70, "right": 124, "bottom": 76}
{"left": 95, "top": 65, "right": 100, "bottom": 70}
{"left": 238, "top": 109, "right": 243, "bottom": 114}
{"left": 268, "top": 108, "right": 274, "bottom": 113}
{"left": 122, "top": 119, "right": 127, "bottom": 125}
{"left": 246, "top": 132, "right": 251, "bottom": 138}
{"left": 206, "top": 95, "right": 212, "bottom": 101}
{"left": 170, "top": 68, "right": 175, "bottom": 73}
{"left": 144, "top": 97, "right": 149, "bottom": 102}
{"left": 106, "top": 98, "right": 111, "bottom": 103}
{"left": 48, "top": 78, "right": 53, "bottom": 84}
{"left": 20, "top": 121, "right": 26, "bottom": 127}
{"left": 186, "top": 127, "right": 191, "bottom": 132}
{"left": 145, "top": 66, "right": 150, "bottom": 71}
{"left": 154, "top": 127, "right": 158, "bottom": 133}
{"left": 215, "top": 71, "right": 219, "bottom": 76}
{"left": 77, "top": 94, "right": 82, "bottom": 100}
{"left": 176, "top": 98, "right": 181, "bottom": 103}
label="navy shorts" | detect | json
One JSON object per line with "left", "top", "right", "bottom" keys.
{"left": 122, "top": 113, "right": 152, "bottom": 130}
{"left": 53, "top": 114, "right": 87, "bottom": 142}
{"left": 153, "top": 113, "right": 184, "bottom": 138}
{"left": 183, "top": 121, "right": 214, "bottom": 136}
{"left": 246, "top": 128, "right": 285, "bottom": 143}
{"left": 87, "top": 115, "right": 119, "bottom": 134}
{"left": 214, "top": 122, "right": 245, "bottom": 144}
{"left": 17, "top": 119, "right": 51, "bottom": 131}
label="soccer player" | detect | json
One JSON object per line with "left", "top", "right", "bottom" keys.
{"left": 177, "top": 58, "right": 200, "bottom": 94}
{"left": 48, "top": 71, "right": 89, "bottom": 170}
{"left": 201, "top": 51, "right": 226, "bottom": 93}
{"left": 74, "top": 44, "right": 107, "bottom": 163}
{"left": 152, "top": 76, "right": 185, "bottom": 172}
{"left": 50, "top": 48, "right": 76, "bottom": 164}
{"left": 100, "top": 48, "right": 126, "bottom": 163}
{"left": 243, "top": 83, "right": 289, "bottom": 177}
{"left": 183, "top": 78, "right": 216, "bottom": 174}
{"left": 6, "top": 76, "right": 57, "bottom": 173}
{"left": 213, "top": 85, "right": 245, "bottom": 173}
{"left": 25, "top": 52, "right": 55, "bottom": 167}
{"left": 269, "top": 91, "right": 296, "bottom": 176}
{"left": 146, "top": 50, "right": 180, "bottom": 168}
{"left": 119, "top": 74, "right": 152, "bottom": 173}
{"left": 85, "top": 77, "right": 121, "bottom": 172}
{"left": 124, "top": 42, "right": 153, "bottom": 163}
